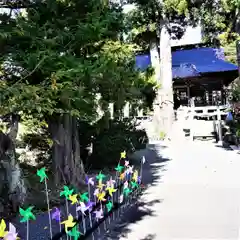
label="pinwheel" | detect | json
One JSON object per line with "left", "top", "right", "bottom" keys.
{"left": 0, "top": 219, "right": 7, "bottom": 238}
{"left": 86, "top": 201, "right": 95, "bottom": 211}
{"left": 51, "top": 207, "right": 61, "bottom": 222}
{"left": 131, "top": 181, "right": 139, "bottom": 189}
{"left": 126, "top": 165, "right": 134, "bottom": 180}
{"left": 36, "top": 167, "right": 52, "bottom": 238}
{"left": 106, "top": 186, "right": 117, "bottom": 197}
{"left": 69, "top": 194, "right": 78, "bottom": 205}
{"left": 93, "top": 188, "right": 99, "bottom": 196}
{"left": 61, "top": 214, "right": 76, "bottom": 233}
{"left": 19, "top": 206, "right": 36, "bottom": 240}
{"left": 119, "top": 194, "right": 124, "bottom": 204}
{"left": 67, "top": 226, "right": 82, "bottom": 240}
{"left": 60, "top": 186, "right": 74, "bottom": 215}
{"left": 97, "top": 191, "right": 106, "bottom": 202}
{"left": 76, "top": 202, "right": 89, "bottom": 215}
{"left": 137, "top": 176, "right": 141, "bottom": 184}
{"left": 86, "top": 176, "right": 94, "bottom": 186}
{"left": 132, "top": 170, "right": 138, "bottom": 182}
{"left": 106, "top": 201, "right": 113, "bottom": 212}
{"left": 106, "top": 177, "right": 115, "bottom": 188}
{"left": 79, "top": 192, "right": 89, "bottom": 203}
{"left": 60, "top": 186, "right": 74, "bottom": 199}
{"left": 123, "top": 187, "right": 132, "bottom": 196}
{"left": 124, "top": 160, "right": 129, "bottom": 167}
{"left": 120, "top": 150, "right": 126, "bottom": 159}
{"left": 76, "top": 201, "right": 87, "bottom": 234}
{"left": 119, "top": 172, "right": 125, "bottom": 181}
{"left": 19, "top": 206, "right": 36, "bottom": 223}
{"left": 96, "top": 181, "right": 105, "bottom": 190}
{"left": 115, "top": 164, "right": 124, "bottom": 173}
{"left": 36, "top": 167, "right": 48, "bottom": 182}
{"left": 96, "top": 171, "right": 106, "bottom": 181}
{"left": 94, "top": 209, "right": 103, "bottom": 221}
{"left": 123, "top": 181, "right": 128, "bottom": 189}
{"left": 4, "top": 223, "right": 18, "bottom": 240}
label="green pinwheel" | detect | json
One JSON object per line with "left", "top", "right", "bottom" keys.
{"left": 19, "top": 206, "right": 36, "bottom": 222}
{"left": 106, "top": 201, "right": 113, "bottom": 212}
{"left": 115, "top": 164, "right": 124, "bottom": 173}
{"left": 79, "top": 192, "right": 89, "bottom": 202}
{"left": 130, "top": 181, "right": 139, "bottom": 189}
{"left": 96, "top": 171, "right": 106, "bottom": 181}
{"left": 67, "top": 226, "right": 82, "bottom": 240}
{"left": 36, "top": 167, "right": 48, "bottom": 182}
{"left": 60, "top": 186, "right": 74, "bottom": 200}
{"left": 123, "top": 187, "right": 132, "bottom": 196}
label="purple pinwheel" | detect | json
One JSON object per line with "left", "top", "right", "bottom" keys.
{"left": 93, "top": 189, "right": 99, "bottom": 196}
{"left": 123, "top": 181, "right": 128, "bottom": 189}
{"left": 76, "top": 202, "right": 90, "bottom": 215}
{"left": 94, "top": 209, "right": 103, "bottom": 221}
{"left": 51, "top": 207, "right": 61, "bottom": 222}
{"left": 4, "top": 223, "right": 18, "bottom": 240}
{"left": 137, "top": 176, "right": 141, "bottom": 184}
{"left": 86, "top": 176, "right": 95, "bottom": 186}
{"left": 86, "top": 201, "right": 95, "bottom": 211}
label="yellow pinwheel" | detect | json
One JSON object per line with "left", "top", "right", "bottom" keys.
{"left": 61, "top": 214, "right": 76, "bottom": 232}
{"left": 69, "top": 194, "right": 78, "bottom": 205}
{"left": 0, "top": 219, "right": 7, "bottom": 238}
{"left": 106, "top": 186, "right": 117, "bottom": 197}
{"left": 97, "top": 181, "right": 105, "bottom": 190}
{"left": 97, "top": 191, "right": 106, "bottom": 202}
{"left": 120, "top": 150, "right": 126, "bottom": 159}
{"left": 132, "top": 170, "right": 138, "bottom": 182}
{"left": 119, "top": 172, "right": 125, "bottom": 181}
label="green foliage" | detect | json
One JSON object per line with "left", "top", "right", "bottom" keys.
{"left": 89, "top": 119, "right": 148, "bottom": 168}
{"left": 0, "top": 0, "right": 152, "bottom": 121}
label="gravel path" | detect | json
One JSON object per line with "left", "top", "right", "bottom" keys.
{"left": 104, "top": 136, "right": 240, "bottom": 240}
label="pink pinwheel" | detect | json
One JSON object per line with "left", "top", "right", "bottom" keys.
{"left": 126, "top": 165, "right": 133, "bottom": 175}
{"left": 76, "top": 202, "right": 90, "bottom": 215}
{"left": 106, "top": 177, "right": 116, "bottom": 188}
{"left": 123, "top": 181, "right": 128, "bottom": 189}
{"left": 124, "top": 160, "right": 129, "bottom": 167}
{"left": 94, "top": 209, "right": 103, "bottom": 221}
{"left": 51, "top": 207, "right": 61, "bottom": 222}
{"left": 4, "top": 223, "right": 18, "bottom": 240}
{"left": 119, "top": 194, "right": 124, "bottom": 203}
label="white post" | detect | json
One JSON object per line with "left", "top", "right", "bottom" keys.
{"left": 189, "top": 98, "right": 195, "bottom": 141}
{"left": 217, "top": 106, "right": 223, "bottom": 145}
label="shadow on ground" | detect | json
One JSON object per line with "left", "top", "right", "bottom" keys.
{"left": 103, "top": 142, "right": 170, "bottom": 239}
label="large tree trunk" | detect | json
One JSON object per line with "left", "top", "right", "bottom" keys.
{"left": 0, "top": 114, "right": 26, "bottom": 213}
{"left": 158, "top": 21, "right": 174, "bottom": 135}
{"left": 48, "top": 114, "right": 85, "bottom": 187}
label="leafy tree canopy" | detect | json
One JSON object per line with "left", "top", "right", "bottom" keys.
{"left": 0, "top": 0, "right": 153, "bottom": 121}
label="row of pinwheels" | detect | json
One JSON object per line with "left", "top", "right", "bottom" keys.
{"left": 0, "top": 151, "right": 146, "bottom": 240}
